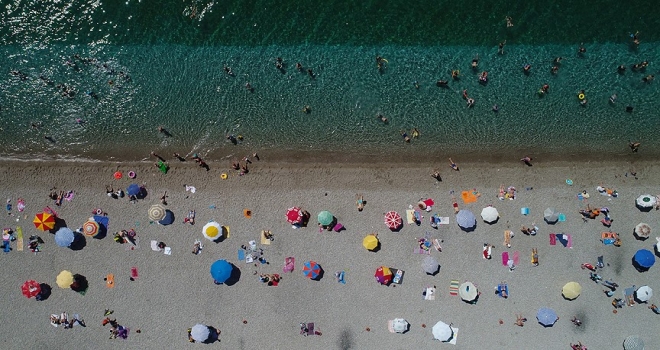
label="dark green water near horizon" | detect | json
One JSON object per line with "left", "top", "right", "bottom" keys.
{"left": 1, "top": 0, "right": 660, "bottom": 161}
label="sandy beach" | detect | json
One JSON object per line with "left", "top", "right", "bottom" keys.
{"left": 1, "top": 157, "right": 658, "bottom": 350}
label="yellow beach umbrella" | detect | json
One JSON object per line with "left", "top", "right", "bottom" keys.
{"left": 362, "top": 234, "right": 379, "bottom": 251}
{"left": 56, "top": 270, "right": 74, "bottom": 289}
{"left": 202, "top": 221, "right": 223, "bottom": 241}
{"left": 562, "top": 282, "right": 582, "bottom": 300}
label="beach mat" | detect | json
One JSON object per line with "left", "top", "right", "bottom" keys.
{"left": 552, "top": 233, "right": 572, "bottom": 248}
{"left": 406, "top": 210, "right": 416, "bottom": 224}
{"left": 438, "top": 217, "right": 450, "bottom": 225}
{"left": 461, "top": 191, "right": 478, "bottom": 204}
{"left": 260, "top": 231, "right": 271, "bottom": 245}
{"left": 549, "top": 234, "right": 557, "bottom": 245}
{"left": 513, "top": 251, "right": 519, "bottom": 265}
{"left": 238, "top": 249, "right": 245, "bottom": 261}
{"left": 449, "top": 280, "right": 459, "bottom": 296}
{"left": 16, "top": 226, "right": 23, "bottom": 251}
{"left": 501, "top": 251, "right": 509, "bottom": 266}
{"left": 413, "top": 247, "right": 430, "bottom": 255}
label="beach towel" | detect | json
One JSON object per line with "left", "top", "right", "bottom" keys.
{"left": 130, "top": 267, "right": 139, "bottom": 280}
{"left": 150, "top": 240, "right": 161, "bottom": 251}
{"left": 185, "top": 185, "right": 196, "bottom": 193}
{"left": 64, "top": 191, "right": 75, "bottom": 201}
{"left": 15, "top": 226, "right": 23, "bottom": 251}
{"left": 552, "top": 233, "right": 572, "bottom": 247}
{"left": 163, "top": 247, "right": 172, "bottom": 255}
{"left": 450, "top": 280, "right": 460, "bottom": 296}
{"left": 558, "top": 213, "right": 566, "bottom": 222}
{"left": 238, "top": 249, "right": 245, "bottom": 261}
{"left": 406, "top": 210, "right": 417, "bottom": 225}
{"left": 549, "top": 234, "right": 557, "bottom": 245}
{"left": 424, "top": 286, "right": 436, "bottom": 300}
{"left": 260, "top": 231, "right": 271, "bottom": 245}
{"left": 283, "top": 257, "right": 295, "bottom": 273}
{"left": 413, "top": 247, "right": 430, "bottom": 255}
{"left": 437, "top": 217, "right": 449, "bottom": 225}
{"left": 392, "top": 269, "right": 404, "bottom": 284}
{"left": 501, "top": 251, "right": 509, "bottom": 266}
{"left": 16, "top": 199, "right": 25, "bottom": 212}
{"left": 513, "top": 251, "right": 520, "bottom": 266}
{"left": 461, "top": 191, "right": 478, "bottom": 204}
{"left": 105, "top": 274, "right": 115, "bottom": 288}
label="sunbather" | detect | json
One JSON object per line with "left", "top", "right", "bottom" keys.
{"left": 571, "top": 316, "right": 582, "bottom": 326}
{"left": 498, "top": 185, "right": 506, "bottom": 200}
{"left": 503, "top": 230, "right": 513, "bottom": 248}
{"left": 531, "top": 248, "right": 539, "bottom": 266}
{"left": 356, "top": 194, "right": 365, "bottom": 211}
{"left": 448, "top": 158, "right": 459, "bottom": 171}
{"left": 514, "top": 314, "right": 527, "bottom": 327}
{"left": 649, "top": 304, "right": 659, "bottom": 314}
{"left": 430, "top": 170, "right": 442, "bottom": 181}
{"left": 451, "top": 196, "right": 459, "bottom": 214}
{"left": 55, "top": 191, "right": 64, "bottom": 206}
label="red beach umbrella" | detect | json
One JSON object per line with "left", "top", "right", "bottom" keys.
{"left": 384, "top": 211, "right": 402, "bottom": 230}
{"left": 303, "top": 261, "right": 321, "bottom": 279}
{"left": 21, "top": 280, "right": 41, "bottom": 298}
{"left": 374, "top": 266, "right": 393, "bottom": 285}
{"left": 33, "top": 212, "right": 56, "bottom": 231}
{"left": 286, "top": 207, "right": 303, "bottom": 225}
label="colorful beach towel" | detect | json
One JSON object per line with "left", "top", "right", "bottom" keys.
{"left": 549, "top": 234, "right": 556, "bottom": 245}
{"left": 550, "top": 233, "right": 572, "bottom": 247}
{"left": 461, "top": 191, "right": 478, "bottom": 204}
{"left": 513, "top": 251, "right": 520, "bottom": 266}
{"left": 450, "top": 280, "right": 460, "bottom": 296}
{"left": 15, "top": 226, "right": 23, "bottom": 251}
{"left": 501, "top": 251, "right": 509, "bottom": 266}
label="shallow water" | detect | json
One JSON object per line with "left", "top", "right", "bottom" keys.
{"left": 1, "top": 0, "right": 659, "bottom": 161}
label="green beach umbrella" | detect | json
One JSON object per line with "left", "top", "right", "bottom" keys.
{"left": 318, "top": 211, "right": 334, "bottom": 226}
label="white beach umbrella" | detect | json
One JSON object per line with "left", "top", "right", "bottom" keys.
{"left": 202, "top": 221, "right": 223, "bottom": 241}
{"left": 636, "top": 194, "right": 656, "bottom": 209}
{"left": 635, "top": 286, "right": 653, "bottom": 302}
{"left": 480, "top": 206, "right": 499, "bottom": 224}
{"left": 544, "top": 208, "right": 558, "bottom": 224}
{"left": 190, "top": 324, "right": 210, "bottom": 342}
{"left": 432, "top": 321, "right": 454, "bottom": 342}
{"left": 390, "top": 318, "right": 409, "bottom": 333}
{"left": 459, "top": 282, "right": 478, "bottom": 302}
{"left": 634, "top": 223, "right": 652, "bottom": 239}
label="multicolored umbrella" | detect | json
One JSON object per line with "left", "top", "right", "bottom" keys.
{"left": 210, "top": 260, "right": 232, "bottom": 284}
{"left": 148, "top": 204, "right": 167, "bottom": 221}
{"left": 56, "top": 270, "right": 74, "bottom": 289}
{"left": 536, "top": 307, "right": 558, "bottom": 327}
{"left": 21, "top": 280, "right": 41, "bottom": 298}
{"left": 54, "top": 227, "right": 75, "bottom": 247}
{"left": 384, "top": 211, "right": 402, "bottom": 230}
{"left": 362, "top": 234, "right": 379, "bottom": 251}
{"left": 190, "top": 324, "right": 210, "bottom": 342}
{"left": 286, "top": 207, "right": 303, "bottom": 225}
{"left": 202, "top": 221, "right": 223, "bottom": 241}
{"left": 303, "top": 261, "right": 321, "bottom": 279}
{"left": 562, "top": 282, "right": 582, "bottom": 300}
{"left": 374, "top": 266, "right": 393, "bottom": 285}
{"left": 33, "top": 212, "right": 56, "bottom": 231}
{"left": 317, "top": 211, "right": 334, "bottom": 226}
{"left": 82, "top": 220, "right": 100, "bottom": 237}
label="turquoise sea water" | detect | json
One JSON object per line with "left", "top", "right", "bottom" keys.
{"left": 1, "top": 0, "right": 660, "bottom": 161}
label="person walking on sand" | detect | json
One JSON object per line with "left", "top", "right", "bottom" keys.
{"left": 448, "top": 158, "right": 459, "bottom": 171}
{"left": 520, "top": 156, "right": 532, "bottom": 166}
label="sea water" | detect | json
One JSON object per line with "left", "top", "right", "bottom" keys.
{"left": 1, "top": 0, "right": 659, "bottom": 161}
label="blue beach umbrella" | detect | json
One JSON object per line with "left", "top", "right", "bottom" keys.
{"left": 54, "top": 227, "right": 75, "bottom": 247}
{"left": 633, "top": 249, "right": 655, "bottom": 270}
{"left": 303, "top": 261, "right": 321, "bottom": 279}
{"left": 456, "top": 210, "right": 476, "bottom": 231}
{"left": 210, "top": 260, "right": 232, "bottom": 284}
{"left": 536, "top": 307, "right": 558, "bottom": 327}
{"left": 126, "top": 184, "right": 140, "bottom": 197}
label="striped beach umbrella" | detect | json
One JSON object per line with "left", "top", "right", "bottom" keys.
{"left": 33, "top": 212, "right": 56, "bottom": 231}
{"left": 303, "top": 261, "right": 321, "bottom": 279}
{"left": 384, "top": 211, "right": 402, "bottom": 230}
{"left": 21, "top": 280, "right": 41, "bottom": 298}
{"left": 82, "top": 220, "right": 100, "bottom": 237}
{"left": 148, "top": 204, "right": 167, "bottom": 221}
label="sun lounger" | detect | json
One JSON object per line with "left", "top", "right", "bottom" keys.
{"left": 521, "top": 207, "right": 529, "bottom": 215}
{"left": 150, "top": 240, "right": 161, "bottom": 251}
{"left": 237, "top": 249, "right": 245, "bottom": 261}
{"left": 433, "top": 239, "right": 442, "bottom": 252}
{"left": 335, "top": 271, "right": 345, "bottom": 284}
{"left": 624, "top": 286, "right": 636, "bottom": 306}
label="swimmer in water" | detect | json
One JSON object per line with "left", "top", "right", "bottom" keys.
{"left": 75, "top": 118, "right": 85, "bottom": 125}
{"left": 377, "top": 114, "right": 388, "bottom": 124}
{"left": 411, "top": 128, "right": 420, "bottom": 138}
{"left": 609, "top": 94, "right": 617, "bottom": 104}
{"left": 413, "top": 81, "right": 419, "bottom": 89}
{"left": 436, "top": 80, "right": 448, "bottom": 87}
{"left": 492, "top": 105, "right": 499, "bottom": 112}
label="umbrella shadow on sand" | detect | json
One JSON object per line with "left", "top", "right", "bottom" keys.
{"left": 223, "top": 264, "right": 241, "bottom": 286}
{"left": 202, "top": 327, "right": 221, "bottom": 343}
{"left": 36, "top": 283, "right": 52, "bottom": 301}
{"left": 49, "top": 218, "right": 68, "bottom": 234}
{"left": 69, "top": 232, "right": 87, "bottom": 251}
{"left": 212, "top": 226, "right": 229, "bottom": 244}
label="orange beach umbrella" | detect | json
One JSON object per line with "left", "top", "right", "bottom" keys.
{"left": 33, "top": 212, "right": 56, "bottom": 231}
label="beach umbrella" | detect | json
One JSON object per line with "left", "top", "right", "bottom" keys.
{"left": 432, "top": 321, "right": 454, "bottom": 342}
{"left": 543, "top": 208, "right": 558, "bottom": 224}
{"left": 303, "top": 261, "right": 321, "bottom": 279}
{"left": 633, "top": 249, "right": 655, "bottom": 270}
{"left": 158, "top": 210, "right": 174, "bottom": 225}
{"left": 126, "top": 184, "right": 141, "bottom": 197}
{"left": 421, "top": 256, "right": 439, "bottom": 274}
{"left": 190, "top": 324, "right": 210, "bottom": 342}
{"left": 21, "top": 280, "right": 41, "bottom": 298}
{"left": 456, "top": 210, "right": 476, "bottom": 231}
{"left": 202, "top": 221, "right": 223, "bottom": 241}
{"left": 635, "top": 286, "right": 653, "bottom": 302}
{"left": 82, "top": 220, "right": 99, "bottom": 237}
{"left": 210, "top": 259, "right": 232, "bottom": 284}
{"left": 54, "top": 227, "right": 75, "bottom": 247}
{"left": 390, "top": 318, "right": 409, "bottom": 333}
{"left": 536, "top": 307, "right": 558, "bottom": 327}
{"left": 384, "top": 211, "right": 402, "bottom": 230}
{"left": 317, "top": 211, "right": 334, "bottom": 226}
{"left": 480, "top": 206, "right": 499, "bottom": 223}
{"left": 374, "top": 266, "right": 393, "bottom": 285}
{"left": 459, "top": 281, "right": 478, "bottom": 302}
{"left": 636, "top": 194, "right": 656, "bottom": 209}
{"left": 362, "top": 234, "right": 379, "bottom": 251}
{"left": 623, "top": 335, "right": 645, "bottom": 350}
{"left": 286, "top": 207, "right": 303, "bottom": 225}
{"left": 634, "top": 223, "right": 651, "bottom": 239}
{"left": 56, "top": 270, "right": 74, "bottom": 289}
{"left": 33, "top": 212, "right": 56, "bottom": 231}
{"left": 562, "top": 282, "right": 582, "bottom": 300}
{"left": 148, "top": 204, "right": 167, "bottom": 221}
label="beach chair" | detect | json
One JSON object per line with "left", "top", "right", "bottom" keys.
{"left": 624, "top": 286, "right": 636, "bottom": 306}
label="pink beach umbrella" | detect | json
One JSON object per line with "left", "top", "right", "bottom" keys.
{"left": 384, "top": 211, "right": 402, "bottom": 230}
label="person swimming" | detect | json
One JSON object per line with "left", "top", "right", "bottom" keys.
{"left": 523, "top": 64, "right": 531, "bottom": 74}
{"left": 479, "top": 71, "right": 488, "bottom": 83}
{"left": 609, "top": 94, "right": 617, "bottom": 104}
{"left": 451, "top": 70, "right": 460, "bottom": 80}
{"left": 436, "top": 80, "right": 448, "bottom": 87}
{"left": 471, "top": 55, "right": 479, "bottom": 69}
{"left": 492, "top": 105, "right": 499, "bottom": 112}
